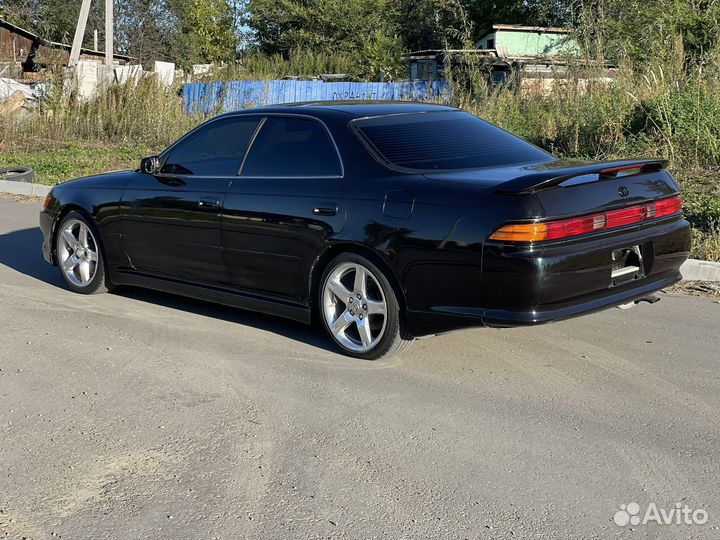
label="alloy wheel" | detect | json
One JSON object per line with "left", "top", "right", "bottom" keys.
{"left": 57, "top": 219, "right": 99, "bottom": 288}
{"left": 322, "top": 262, "right": 387, "bottom": 353}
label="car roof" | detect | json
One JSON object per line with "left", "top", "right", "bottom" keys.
{"left": 219, "top": 101, "right": 458, "bottom": 120}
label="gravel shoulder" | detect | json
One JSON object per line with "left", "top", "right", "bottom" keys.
{"left": 665, "top": 280, "right": 720, "bottom": 298}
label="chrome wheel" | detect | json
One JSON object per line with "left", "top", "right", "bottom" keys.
{"left": 56, "top": 219, "right": 99, "bottom": 288}
{"left": 322, "top": 262, "right": 387, "bottom": 353}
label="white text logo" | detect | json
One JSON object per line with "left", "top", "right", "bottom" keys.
{"left": 614, "top": 502, "right": 708, "bottom": 527}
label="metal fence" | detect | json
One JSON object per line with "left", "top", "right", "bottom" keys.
{"left": 182, "top": 79, "right": 451, "bottom": 114}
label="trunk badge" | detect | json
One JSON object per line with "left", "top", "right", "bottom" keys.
{"left": 618, "top": 186, "right": 630, "bottom": 198}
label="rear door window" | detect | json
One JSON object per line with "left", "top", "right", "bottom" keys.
{"left": 353, "top": 110, "right": 551, "bottom": 171}
{"left": 241, "top": 117, "right": 342, "bottom": 177}
{"left": 161, "top": 116, "right": 261, "bottom": 176}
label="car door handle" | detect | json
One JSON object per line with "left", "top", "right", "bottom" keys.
{"left": 198, "top": 198, "right": 220, "bottom": 209}
{"left": 313, "top": 205, "right": 338, "bottom": 216}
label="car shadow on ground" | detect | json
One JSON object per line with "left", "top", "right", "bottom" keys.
{"left": 0, "top": 227, "right": 336, "bottom": 354}
{"left": 0, "top": 227, "right": 64, "bottom": 286}
{"left": 117, "top": 287, "right": 336, "bottom": 353}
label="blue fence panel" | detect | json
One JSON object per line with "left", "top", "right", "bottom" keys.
{"left": 182, "top": 79, "right": 451, "bottom": 114}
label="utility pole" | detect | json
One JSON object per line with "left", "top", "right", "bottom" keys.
{"left": 105, "top": 0, "right": 113, "bottom": 70}
{"left": 68, "top": 0, "right": 93, "bottom": 67}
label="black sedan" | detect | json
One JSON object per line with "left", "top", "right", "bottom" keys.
{"left": 40, "top": 102, "right": 691, "bottom": 359}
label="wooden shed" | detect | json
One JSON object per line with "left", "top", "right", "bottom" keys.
{"left": 0, "top": 18, "right": 38, "bottom": 76}
{"left": 1, "top": 18, "right": 135, "bottom": 78}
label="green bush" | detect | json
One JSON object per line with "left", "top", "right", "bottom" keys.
{"left": 683, "top": 193, "right": 720, "bottom": 232}
{"left": 691, "top": 228, "right": 720, "bottom": 261}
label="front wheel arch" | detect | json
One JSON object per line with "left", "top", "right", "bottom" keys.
{"left": 54, "top": 210, "right": 114, "bottom": 294}
{"left": 50, "top": 204, "right": 92, "bottom": 265}
{"left": 52, "top": 207, "right": 114, "bottom": 290}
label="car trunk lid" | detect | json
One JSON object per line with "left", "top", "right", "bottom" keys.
{"left": 424, "top": 158, "right": 679, "bottom": 218}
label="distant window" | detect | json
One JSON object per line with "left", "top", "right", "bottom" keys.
{"left": 417, "top": 60, "right": 436, "bottom": 81}
{"left": 486, "top": 38, "right": 495, "bottom": 49}
{"left": 410, "top": 63, "right": 419, "bottom": 80}
{"left": 161, "top": 116, "right": 260, "bottom": 176}
{"left": 242, "top": 117, "right": 341, "bottom": 177}
{"left": 353, "top": 111, "right": 551, "bottom": 171}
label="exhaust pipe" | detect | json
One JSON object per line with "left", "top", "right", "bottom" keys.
{"left": 617, "top": 293, "right": 661, "bottom": 310}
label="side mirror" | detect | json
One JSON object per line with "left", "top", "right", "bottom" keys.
{"left": 140, "top": 156, "right": 161, "bottom": 175}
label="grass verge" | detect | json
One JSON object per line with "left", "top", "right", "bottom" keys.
{"left": 0, "top": 140, "right": 154, "bottom": 186}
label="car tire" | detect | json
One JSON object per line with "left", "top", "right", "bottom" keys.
{"left": 319, "top": 252, "right": 413, "bottom": 360}
{"left": 55, "top": 211, "right": 113, "bottom": 294}
{"left": 0, "top": 167, "right": 35, "bottom": 183}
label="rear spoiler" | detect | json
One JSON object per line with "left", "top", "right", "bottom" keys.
{"left": 494, "top": 159, "right": 668, "bottom": 195}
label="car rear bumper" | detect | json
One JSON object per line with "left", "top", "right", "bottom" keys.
{"left": 479, "top": 272, "right": 680, "bottom": 326}
{"left": 406, "top": 217, "right": 691, "bottom": 336}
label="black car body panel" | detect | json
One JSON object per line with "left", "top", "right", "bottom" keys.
{"left": 39, "top": 102, "right": 692, "bottom": 337}
{"left": 41, "top": 173, "right": 129, "bottom": 268}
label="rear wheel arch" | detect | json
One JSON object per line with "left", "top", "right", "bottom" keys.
{"left": 309, "top": 243, "right": 409, "bottom": 331}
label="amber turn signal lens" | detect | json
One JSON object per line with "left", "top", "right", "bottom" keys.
{"left": 488, "top": 223, "right": 548, "bottom": 242}
{"left": 43, "top": 194, "right": 52, "bottom": 210}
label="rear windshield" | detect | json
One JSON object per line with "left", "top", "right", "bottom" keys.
{"left": 352, "top": 110, "right": 551, "bottom": 171}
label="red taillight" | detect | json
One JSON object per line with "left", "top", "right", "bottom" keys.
{"left": 605, "top": 205, "right": 647, "bottom": 228}
{"left": 545, "top": 214, "right": 605, "bottom": 240}
{"left": 654, "top": 196, "right": 683, "bottom": 217}
{"left": 489, "top": 195, "right": 683, "bottom": 243}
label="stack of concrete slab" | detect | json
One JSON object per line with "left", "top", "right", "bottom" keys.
{"left": 192, "top": 64, "right": 212, "bottom": 77}
{"left": 74, "top": 60, "right": 99, "bottom": 100}
{"left": 114, "top": 64, "right": 143, "bottom": 85}
{"left": 153, "top": 61, "right": 175, "bottom": 87}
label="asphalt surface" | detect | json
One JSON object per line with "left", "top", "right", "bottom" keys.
{"left": 0, "top": 197, "right": 718, "bottom": 539}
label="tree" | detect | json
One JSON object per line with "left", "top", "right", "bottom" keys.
{"left": 574, "top": 0, "right": 720, "bottom": 67}
{"left": 1, "top": 0, "right": 239, "bottom": 68}
{"left": 398, "top": 0, "right": 474, "bottom": 51}
{"left": 245, "top": 0, "right": 399, "bottom": 55}
{"left": 0, "top": 0, "right": 40, "bottom": 31}
{"left": 245, "top": 0, "right": 405, "bottom": 77}
{"left": 168, "top": 0, "right": 239, "bottom": 67}
{"left": 0, "top": 0, "right": 96, "bottom": 44}
{"left": 114, "top": 0, "right": 181, "bottom": 65}
{"left": 464, "top": 0, "right": 574, "bottom": 41}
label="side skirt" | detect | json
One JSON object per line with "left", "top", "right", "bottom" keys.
{"left": 110, "top": 269, "right": 312, "bottom": 324}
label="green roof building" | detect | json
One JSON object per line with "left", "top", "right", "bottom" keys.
{"left": 474, "top": 24, "right": 580, "bottom": 58}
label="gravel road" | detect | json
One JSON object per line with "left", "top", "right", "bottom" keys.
{"left": 0, "top": 197, "right": 718, "bottom": 539}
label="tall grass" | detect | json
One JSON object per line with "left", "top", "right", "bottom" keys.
{"left": 1, "top": 76, "right": 203, "bottom": 150}
{"left": 0, "top": 50, "right": 357, "bottom": 147}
